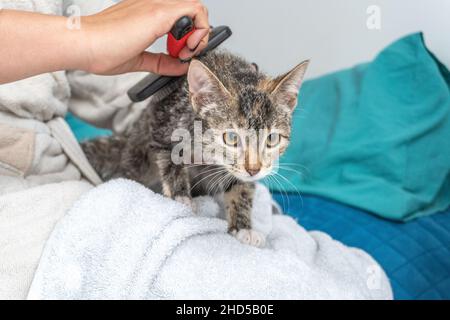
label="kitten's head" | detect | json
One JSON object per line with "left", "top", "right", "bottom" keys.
{"left": 187, "top": 56, "right": 309, "bottom": 182}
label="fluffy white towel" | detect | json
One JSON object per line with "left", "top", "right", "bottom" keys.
{"left": 0, "top": 180, "right": 93, "bottom": 299}
{"left": 28, "top": 179, "right": 392, "bottom": 299}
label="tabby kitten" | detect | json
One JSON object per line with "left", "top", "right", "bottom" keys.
{"left": 82, "top": 51, "right": 308, "bottom": 247}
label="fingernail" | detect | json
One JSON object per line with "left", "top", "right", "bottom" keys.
{"left": 190, "top": 43, "right": 200, "bottom": 52}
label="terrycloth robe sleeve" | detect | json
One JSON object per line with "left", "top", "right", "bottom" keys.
{"left": 66, "top": 71, "right": 150, "bottom": 134}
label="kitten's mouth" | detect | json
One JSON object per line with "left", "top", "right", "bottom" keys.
{"left": 237, "top": 175, "right": 263, "bottom": 182}
{"left": 229, "top": 170, "right": 267, "bottom": 182}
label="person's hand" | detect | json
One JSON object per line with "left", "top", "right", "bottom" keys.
{"left": 0, "top": 1, "right": 208, "bottom": 84}
{"left": 81, "top": 0, "right": 210, "bottom": 76}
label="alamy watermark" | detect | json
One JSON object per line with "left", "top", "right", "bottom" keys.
{"left": 66, "top": 5, "right": 82, "bottom": 30}
{"left": 170, "top": 121, "right": 282, "bottom": 168}
{"left": 366, "top": 264, "right": 383, "bottom": 290}
{"left": 366, "top": 5, "right": 381, "bottom": 30}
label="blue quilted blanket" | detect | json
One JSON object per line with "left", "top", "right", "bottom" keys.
{"left": 273, "top": 193, "right": 450, "bottom": 300}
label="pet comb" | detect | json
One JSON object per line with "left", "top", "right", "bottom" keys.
{"left": 127, "top": 23, "right": 232, "bottom": 102}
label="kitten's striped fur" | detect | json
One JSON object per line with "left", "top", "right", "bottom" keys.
{"left": 82, "top": 51, "right": 308, "bottom": 246}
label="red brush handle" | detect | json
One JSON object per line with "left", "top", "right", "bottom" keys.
{"left": 167, "top": 28, "right": 196, "bottom": 58}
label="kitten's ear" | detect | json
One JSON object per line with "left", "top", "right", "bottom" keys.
{"left": 187, "top": 60, "right": 231, "bottom": 114}
{"left": 271, "top": 60, "right": 309, "bottom": 111}
{"left": 251, "top": 62, "right": 259, "bottom": 72}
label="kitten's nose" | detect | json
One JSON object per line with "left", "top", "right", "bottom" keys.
{"left": 246, "top": 168, "right": 260, "bottom": 176}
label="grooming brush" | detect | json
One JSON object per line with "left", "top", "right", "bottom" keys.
{"left": 127, "top": 19, "right": 232, "bottom": 102}
{"left": 167, "top": 16, "right": 196, "bottom": 58}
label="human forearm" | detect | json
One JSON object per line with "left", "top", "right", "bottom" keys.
{"left": 0, "top": 9, "right": 89, "bottom": 84}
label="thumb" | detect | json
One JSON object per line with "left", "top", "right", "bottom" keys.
{"left": 133, "top": 52, "right": 189, "bottom": 76}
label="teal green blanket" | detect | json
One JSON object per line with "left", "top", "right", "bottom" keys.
{"left": 267, "top": 33, "right": 450, "bottom": 221}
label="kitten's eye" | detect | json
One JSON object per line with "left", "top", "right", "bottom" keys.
{"left": 266, "top": 132, "right": 280, "bottom": 148}
{"left": 223, "top": 131, "right": 239, "bottom": 147}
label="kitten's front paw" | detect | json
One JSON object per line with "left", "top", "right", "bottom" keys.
{"left": 233, "top": 229, "right": 266, "bottom": 248}
{"left": 174, "top": 196, "right": 197, "bottom": 213}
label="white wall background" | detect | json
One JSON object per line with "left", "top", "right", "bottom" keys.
{"left": 196, "top": 0, "right": 450, "bottom": 79}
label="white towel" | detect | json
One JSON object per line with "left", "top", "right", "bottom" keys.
{"left": 0, "top": 180, "right": 93, "bottom": 299}
{"left": 28, "top": 179, "right": 392, "bottom": 299}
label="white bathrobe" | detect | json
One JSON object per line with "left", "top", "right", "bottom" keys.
{"left": 0, "top": 0, "right": 148, "bottom": 299}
